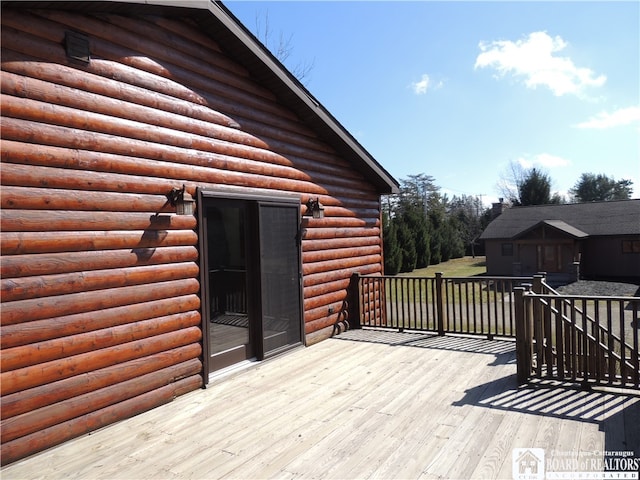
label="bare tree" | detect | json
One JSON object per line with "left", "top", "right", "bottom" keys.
{"left": 496, "top": 160, "right": 526, "bottom": 205}
{"left": 254, "top": 10, "right": 315, "bottom": 86}
{"left": 496, "top": 160, "right": 563, "bottom": 205}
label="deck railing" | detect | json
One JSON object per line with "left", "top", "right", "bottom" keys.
{"left": 355, "top": 273, "right": 531, "bottom": 338}
{"left": 352, "top": 272, "right": 640, "bottom": 390}
{"left": 515, "top": 277, "right": 640, "bottom": 389}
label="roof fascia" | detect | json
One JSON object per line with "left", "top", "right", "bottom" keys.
{"left": 512, "top": 220, "right": 589, "bottom": 240}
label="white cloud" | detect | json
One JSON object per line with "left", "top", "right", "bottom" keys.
{"left": 574, "top": 106, "right": 640, "bottom": 129}
{"left": 475, "top": 31, "right": 606, "bottom": 97}
{"left": 517, "top": 153, "right": 571, "bottom": 169}
{"left": 410, "top": 74, "right": 442, "bottom": 95}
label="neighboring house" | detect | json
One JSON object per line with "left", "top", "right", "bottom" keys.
{"left": 480, "top": 200, "right": 640, "bottom": 282}
{"left": 0, "top": 0, "right": 398, "bottom": 464}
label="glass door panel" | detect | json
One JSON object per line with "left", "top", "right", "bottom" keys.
{"left": 206, "top": 201, "right": 254, "bottom": 371}
{"left": 258, "top": 203, "right": 303, "bottom": 357}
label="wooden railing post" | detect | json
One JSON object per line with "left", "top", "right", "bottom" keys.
{"left": 532, "top": 274, "right": 545, "bottom": 294}
{"left": 514, "top": 286, "right": 530, "bottom": 385}
{"left": 435, "top": 272, "right": 445, "bottom": 336}
{"left": 349, "top": 272, "right": 362, "bottom": 329}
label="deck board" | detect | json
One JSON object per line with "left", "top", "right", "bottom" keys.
{"left": 3, "top": 330, "right": 639, "bottom": 480}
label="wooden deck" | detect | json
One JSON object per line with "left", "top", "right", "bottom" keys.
{"left": 3, "top": 330, "right": 639, "bottom": 479}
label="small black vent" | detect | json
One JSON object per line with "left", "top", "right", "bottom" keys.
{"left": 64, "top": 31, "right": 90, "bottom": 64}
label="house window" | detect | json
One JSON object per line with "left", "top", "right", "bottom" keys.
{"left": 501, "top": 243, "right": 513, "bottom": 256}
{"left": 622, "top": 239, "right": 640, "bottom": 253}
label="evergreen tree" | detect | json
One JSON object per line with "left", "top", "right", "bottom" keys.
{"left": 414, "top": 220, "right": 431, "bottom": 268}
{"left": 382, "top": 214, "right": 401, "bottom": 275}
{"left": 401, "top": 207, "right": 430, "bottom": 268}
{"left": 441, "top": 217, "right": 465, "bottom": 261}
{"left": 570, "top": 173, "right": 633, "bottom": 202}
{"left": 518, "top": 168, "right": 552, "bottom": 206}
{"left": 381, "top": 174, "right": 489, "bottom": 274}
{"left": 427, "top": 193, "right": 446, "bottom": 265}
{"left": 395, "top": 217, "right": 417, "bottom": 273}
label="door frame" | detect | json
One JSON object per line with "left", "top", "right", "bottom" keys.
{"left": 197, "top": 188, "right": 305, "bottom": 384}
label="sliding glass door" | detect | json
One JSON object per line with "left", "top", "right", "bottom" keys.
{"left": 199, "top": 191, "right": 303, "bottom": 377}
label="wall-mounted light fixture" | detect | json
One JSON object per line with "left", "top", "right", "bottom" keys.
{"left": 166, "top": 185, "right": 195, "bottom": 215}
{"left": 305, "top": 197, "right": 325, "bottom": 219}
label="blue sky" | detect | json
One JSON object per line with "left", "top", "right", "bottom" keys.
{"left": 226, "top": 1, "right": 640, "bottom": 205}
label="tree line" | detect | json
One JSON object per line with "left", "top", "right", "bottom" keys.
{"left": 497, "top": 161, "right": 634, "bottom": 206}
{"left": 382, "top": 174, "right": 493, "bottom": 275}
{"left": 382, "top": 169, "right": 634, "bottom": 275}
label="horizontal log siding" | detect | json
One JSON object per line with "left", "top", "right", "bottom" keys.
{"left": 0, "top": 7, "right": 384, "bottom": 465}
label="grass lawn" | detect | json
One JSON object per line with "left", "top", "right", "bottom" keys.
{"left": 401, "top": 256, "right": 487, "bottom": 278}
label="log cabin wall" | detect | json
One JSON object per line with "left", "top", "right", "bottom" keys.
{"left": 0, "top": 3, "right": 391, "bottom": 464}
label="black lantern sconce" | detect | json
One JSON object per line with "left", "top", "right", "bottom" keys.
{"left": 166, "top": 185, "right": 195, "bottom": 216}
{"left": 305, "top": 197, "right": 325, "bottom": 219}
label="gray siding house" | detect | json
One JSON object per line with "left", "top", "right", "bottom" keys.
{"left": 480, "top": 200, "right": 640, "bottom": 281}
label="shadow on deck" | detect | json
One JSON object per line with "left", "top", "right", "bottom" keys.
{"left": 341, "top": 329, "right": 640, "bottom": 458}
{"left": 336, "top": 328, "right": 516, "bottom": 357}
{"left": 2, "top": 330, "right": 638, "bottom": 479}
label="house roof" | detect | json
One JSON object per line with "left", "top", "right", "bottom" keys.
{"left": 1, "top": 0, "right": 400, "bottom": 194}
{"left": 480, "top": 199, "right": 640, "bottom": 240}
{"left": 513, "top": 220, "right": 589, "bottom": 240}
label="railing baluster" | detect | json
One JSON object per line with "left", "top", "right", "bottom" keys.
{"left": 500, "top": 280, "right": 507, "bottom": 338}
{"left": 402, "top": 277, "right": 406, "bottom": 329}
{"left": 397, "top": 277, "right": 403, "bottom": 329}
{"left": 407, "top": 277, "right": 411, "bottom": 330}
{"left": 593, "top": 300, "right": 601, "bottom": 382}
{"left": 420, "top": 278, "right": 425, "bottom": 330}
{"left": 419, "top": 278, "right": 425, "bottom": 330}
{"left": 496, "top": 281, "right": 500, "bottom": 340}
{"left": 402, "top": 278, "right": 408, "bottom": 331}
{"left": 442, "top": 277, "right": 450, "bottom": 334}
{"left": 368, "top": 277, "right": 373, "bottom": 327}
{"left": 480, "top": 280, "right": 486, "bottom": 336}
{"left": 362, "top": 277, "right": 367, "bottom": 327}
{"left": 364, "top": 277, "right": 369, "bottom": 327}
{"left": 570, "top": 301, "right": 577, "bottom": 382}
{"left": 534, "top": 296, "right": 543, "bottom": 378}
{"left": 607, "top": 300, "right": 614, "bottom": 384}
{"left": 371, "top": 277, "right": 376, "bottom": 327}
{"left": 620, "top": 300, "right": 626, "bottom": 385}
{"left": 544, "top": 298, "right": 553, "bottom": 377}
{"left": 464, "top": 281, "right": 471, "bottom": 334}
{"left": 411, "top": 278, "right": 417, "bottom": 331}
{"left": 581, "top": 298, "right": 588, "bottom": 385}
{"left": 471, "top": 282, "right": 476, "bottom": 334}
{"left": 414, "top": 278, "right": 419, "bottom": 330}
{"left": 456, "top": 281, "right": 462, "bottom": 333}
{"left": 633, "top": 301, "right": 639, "bottom": 388}
{"left": 391, "top": 277, "right": 398, "bottom": 329}
{"left": 554, "top": 297, "right": 564, "bottom": 380}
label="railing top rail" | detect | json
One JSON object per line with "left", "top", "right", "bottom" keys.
{"left": 357, "top": 274, "right": 533, "bottom": 282}
{"left": 539, "top": 280, "right": 560, "bottom": 295}
{"left": 440, "top": 276, "right": 532, "bottom": 282}
{"left": 524, "top": 292, "right": 640, "bottom": 302}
